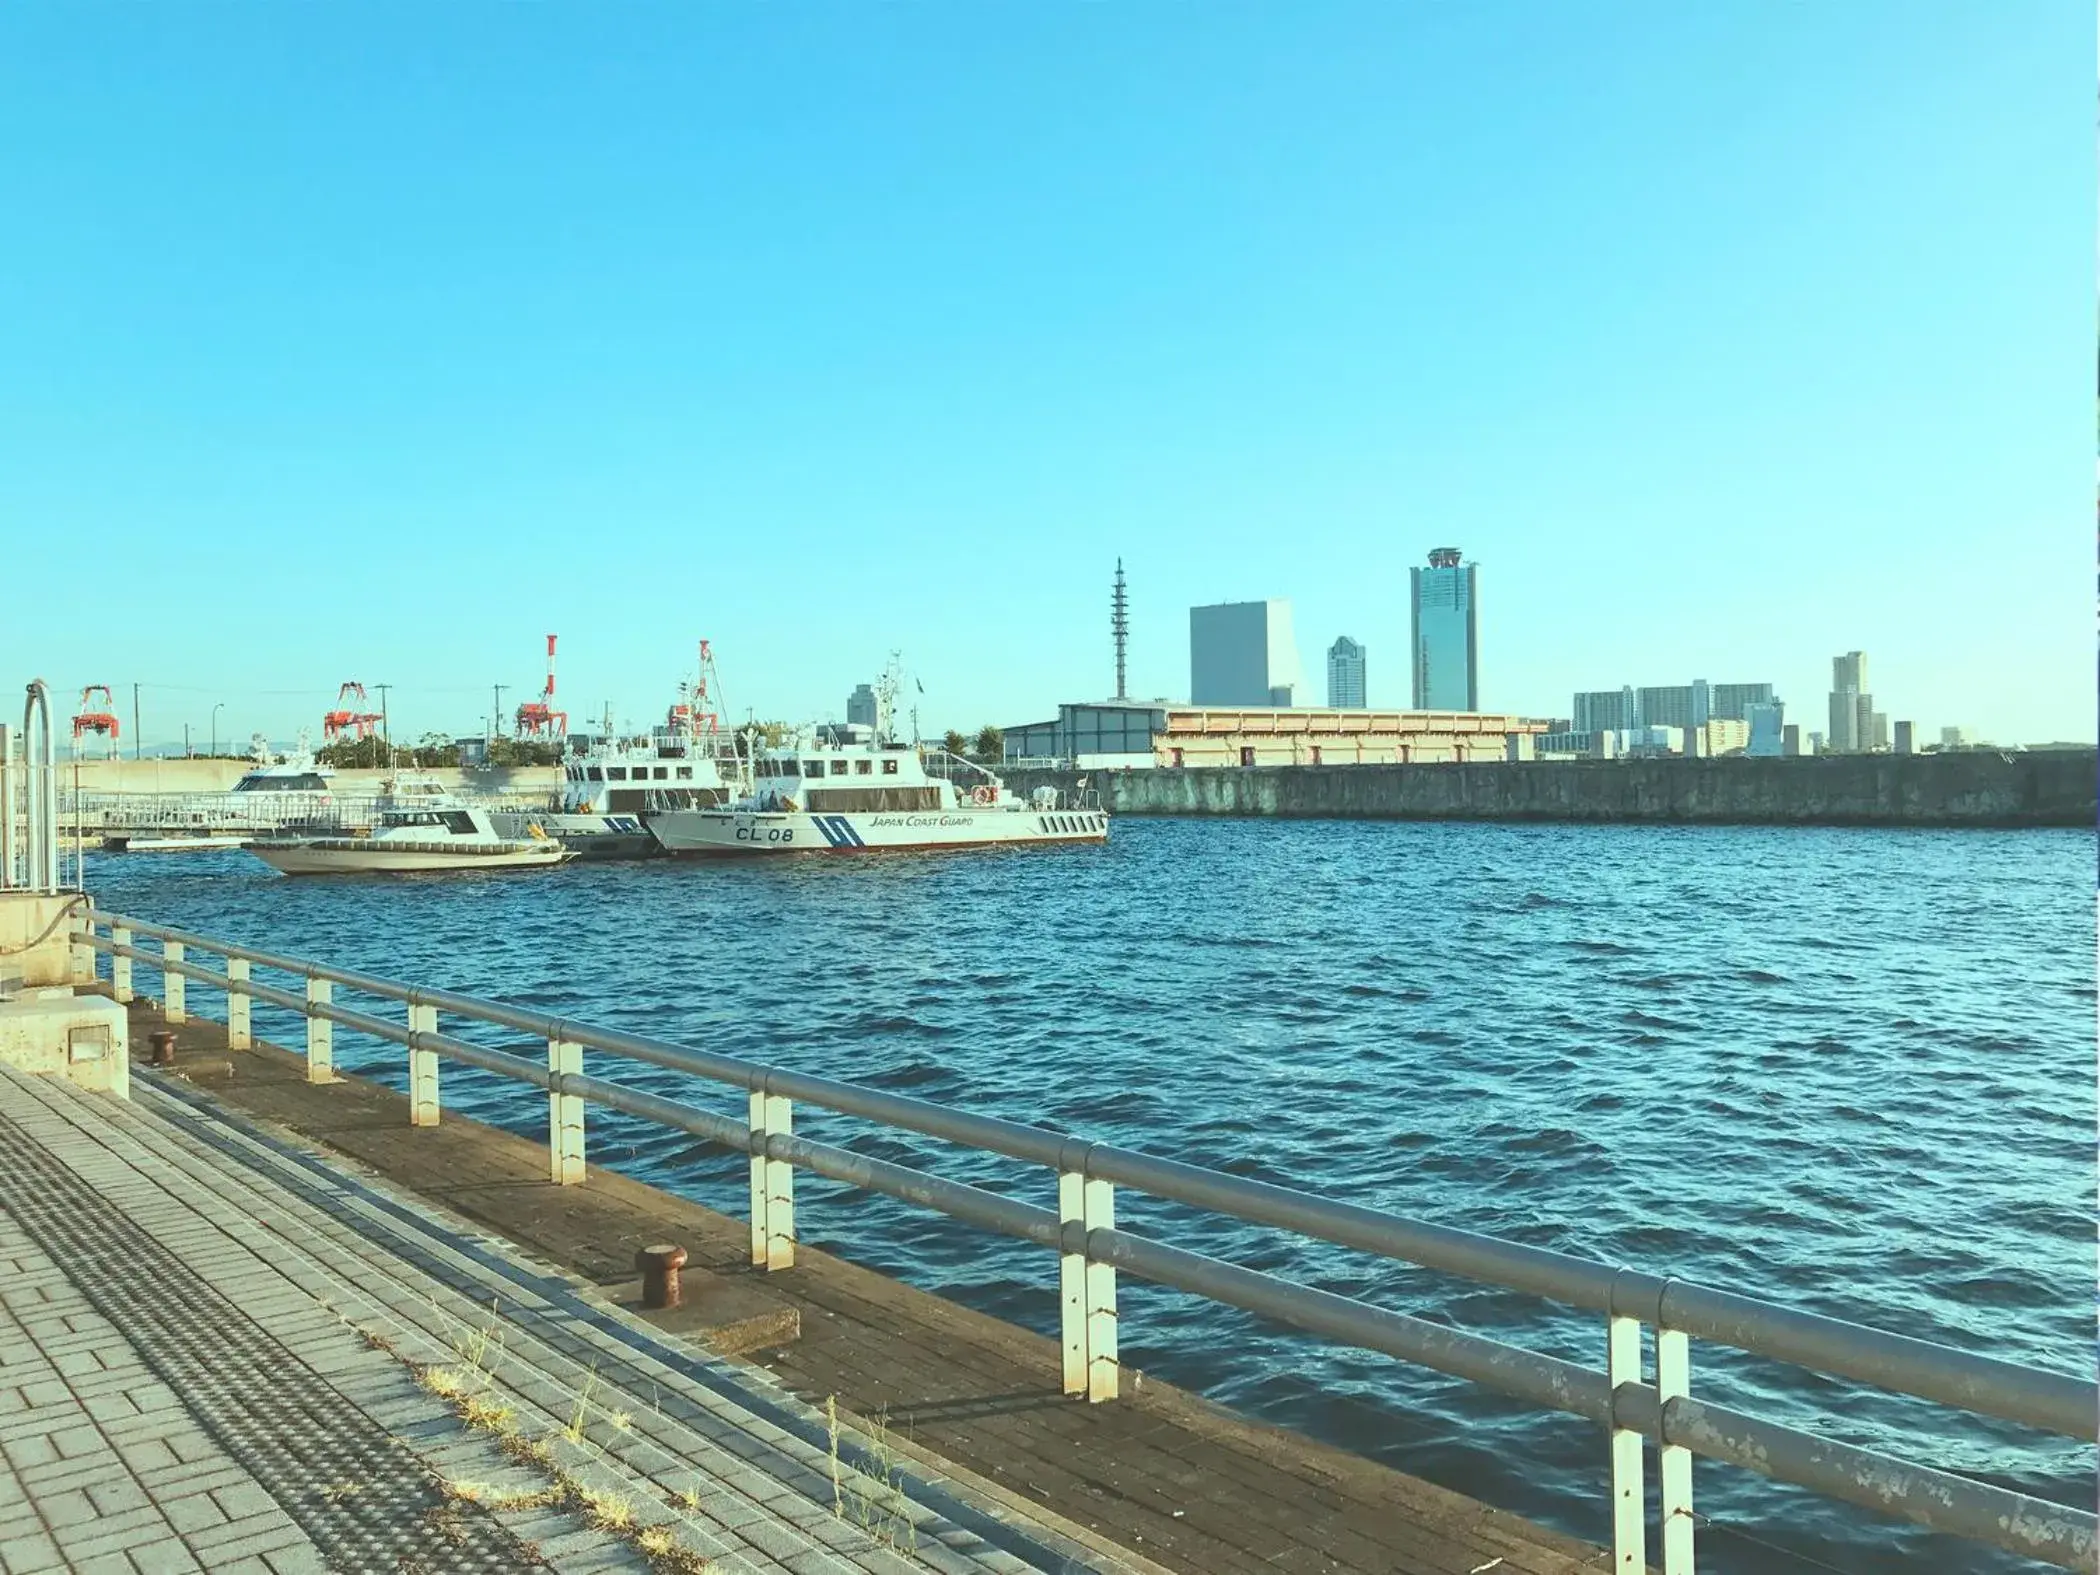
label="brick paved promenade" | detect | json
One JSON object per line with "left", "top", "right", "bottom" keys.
{"left": 0, "top": 1065, "right": 1156, "bottom": 1574}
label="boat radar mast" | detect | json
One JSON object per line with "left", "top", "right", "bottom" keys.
{"left": 871, "top": 653, "right": 905, "bottom": 744}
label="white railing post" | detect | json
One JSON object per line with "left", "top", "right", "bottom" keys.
{"left": 1059, "top": 1170, "right": 1087, "bottom": 1397}
{"left": 1607, "top": 1314, "right": 1646, "bottom": 1574}
{"left": 110, "top": 927, "right": 132, "bottom": 1004}
{"left": 407, "top": 1002, "right": 439, "bottom": 1125}
{"left": 1059, "top": 1155, "right": 1119, "bottom": 1402}
{"left": 162, "top": 940, "right": 185, "bottom": 1022}
{"left": 748, "top": 1083, "right": 794, "bottom": 1270}
{"left": 747, "top": 1088, "right": 767, "bottom": 1266}
{"left": 68, "top": 911, "right": 93, "bottom": 984}
{"left": 226, "top": 957, "right": 250, "bottom": 1049}
{"left": 305, "top": 977, "right": 332, "bottom": 1082}
{"left": 1084, "top": 1174, "right": 1118, "bottom": 1401}
{"left": 1658, "top": 1324, "right": 1695, "bottom": 1573}
{"left": 548, "top": 1038, "right": 584, "bottom": 1184}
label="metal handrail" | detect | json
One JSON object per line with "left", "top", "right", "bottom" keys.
{"left": 79, "top": 907, "right": 2097, "bottom": 1571}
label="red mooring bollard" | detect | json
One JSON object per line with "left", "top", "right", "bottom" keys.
{"left": 148, "top": 1029, "right": 177, "bottom": 1067}
{"left": 636, "top": 1244, "right": 688, "bottom": 1310}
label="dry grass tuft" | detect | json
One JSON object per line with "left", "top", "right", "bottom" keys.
{"left": 577, "top": 1485, "right": 636, "bottom": 1532}
{"left": 461, "top": 1393, "right": 517, "bottom": 1433}
{"left": 825, "top": 1395, "right": 917, "bottom": 1553}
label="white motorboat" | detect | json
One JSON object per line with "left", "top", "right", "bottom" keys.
{"left": 646, "top": 733, "right": 1106, "bottom": 857}
{"left": 249, "top": 775, "right": 573, "bottom": 875}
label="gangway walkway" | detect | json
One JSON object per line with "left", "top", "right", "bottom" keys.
{"left": 0, "top": 1064, "right": 1164, "bottom": 1574}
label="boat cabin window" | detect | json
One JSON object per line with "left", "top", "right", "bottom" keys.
{"left": 829, "top": 759, "right": 849, "bottom": 776}
{"left": 382, "top": 810, "right": 443, "bottom": 828}
{"left": 675, "top": 766, "right": 692, "bottom": 780}
{"left": 881, "top": 759, "right": 900, "bottom": 775}
{"left": 855, "top": 759, "right": 873, "bottom": 775}
{"left": 805, "top": 761, "right": 825, "bottom": 777}
{"left": 587, "top": 767, "right": 604, "bottom": 781}
{"left": 654, "top": 767, "right": 670, "bottom": 780}
{"left": 235, "top": 772, "right": 330, "bottom": 793}
{"left": 771, "top": 759, "right": 799, "bottom": 777}
{"left": 607, "top": 767, "right": 626, "bottom": 780}
{"left": 441, "top": 811, "right": 476, "bottom": 835}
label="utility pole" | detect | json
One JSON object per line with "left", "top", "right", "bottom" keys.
{"left": 492, "top": 684, "right": 508, "bottom": 738}
{"left": 374, "top": 684, "right": 392, "bottom": 763}
{"left": 1111, "top": 558, "right": 1130, "bottom": 702}
{"left": 184, "top": 723, "right": 190, "bottom": 758}
{"left": 132, "top": 684, "right": 141, "bottom": 760}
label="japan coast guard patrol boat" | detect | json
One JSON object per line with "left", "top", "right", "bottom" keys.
{"left": 644, "top": 733, "right": 1107, "bottom": 856}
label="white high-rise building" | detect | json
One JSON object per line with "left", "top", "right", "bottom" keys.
{"left": 1190, "top": 600, "right": 1301, "bottom": 706}
{"left": 1326, "top": 637, "right": 1367, "bottom": 709}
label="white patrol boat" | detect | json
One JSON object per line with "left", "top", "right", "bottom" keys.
{"left": 645, "top": 734, "right": 1107, "bottom": 857}
{"left": 492, "top": 641, "right": 744, "bottom": 859}
{"left": 249, "top": 775, "right": 573, "bottom": 875}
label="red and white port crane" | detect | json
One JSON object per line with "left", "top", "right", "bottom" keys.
{"left": 322, "top": 682, "right": 382, "bottom": 742}
{"left": 71, "top": 685, "right": 120, "bottom": 758}
{"left": 666, "top": 640, "right": 721, "bottom": 742}
{"left": 514, "top": 634, "right": 568, "bottom": 739}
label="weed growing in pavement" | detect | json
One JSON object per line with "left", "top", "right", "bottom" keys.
{"left": 824, "top": 1395, "right": 918, "bottom": 1554}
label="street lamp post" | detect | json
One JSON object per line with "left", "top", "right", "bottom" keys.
{"left": 211, "top": 703, "right": 224, "bottom": 759}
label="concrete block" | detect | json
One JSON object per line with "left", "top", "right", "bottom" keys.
{"left": 0, "top": 992, "right": 128, "bottom": 1097}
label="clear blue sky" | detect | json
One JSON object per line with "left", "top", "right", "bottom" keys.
{"left": 2, "top": 2, "right": 2089, "bottom": 748}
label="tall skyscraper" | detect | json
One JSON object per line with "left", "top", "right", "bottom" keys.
{"left": 846, "top": 684, "right": 878, "bottom": 729}
{"left": 1409, "top": 548, "right": 1478, "bottom": 710}
{"left": 1191, "top": 600, "right": 1301, "bottom": 706}
{"left": 1326, "top": 637, "right": 1367, "bottom": 709}
{"left": 1828, "top": 650, "right": 1870, "bottom": 752}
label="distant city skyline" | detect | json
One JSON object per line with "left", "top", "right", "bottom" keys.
{"left": 0, "top": 5, "right": 2084, "bottom": 745}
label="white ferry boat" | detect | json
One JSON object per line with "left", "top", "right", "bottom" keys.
{"left": 492, "top": 653, "right": 743, "bottom": 858}
{"left": 646, "top": 735, "right": 1106, "bottom": 857}
{"left": 249, "top": 775, "right": 572, "bottom": 875}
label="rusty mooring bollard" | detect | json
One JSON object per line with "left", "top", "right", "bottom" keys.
{"left": 148, "top": 1030, "right": 177, "bottom": 1067}
{"left": 636, "top": 1243, "right": 688, "bottom": 1310}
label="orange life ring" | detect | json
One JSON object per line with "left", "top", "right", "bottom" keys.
{"left": 971, "top": 785, "right": 994, "bottom": 805}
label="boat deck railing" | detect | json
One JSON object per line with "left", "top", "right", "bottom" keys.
{"left": 79, "top": 906, "right": 2097, "bottom": 1573}
{"left": 61, "top": 791, "right": 562, "bottom": 835}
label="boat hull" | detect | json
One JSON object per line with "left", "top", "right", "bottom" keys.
{"left": 249, "top": 841, "right": 572, "bottom": 875}
{"left": 490, "top": 811, "right": 661, "bottom": 861}
{"left": 103, "top": 835, "right": 250, "bottom": 854}
{"left": 646, "top": 806, "right": 1108, "bottom": 856}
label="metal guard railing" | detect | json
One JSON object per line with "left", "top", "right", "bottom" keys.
{"left": 78, "top": 907, "right": 2096, "bottom": 1572}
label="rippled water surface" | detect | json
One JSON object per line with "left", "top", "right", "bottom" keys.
{"left": 86, "top": 821, "right": 2095, "bottom": 1572}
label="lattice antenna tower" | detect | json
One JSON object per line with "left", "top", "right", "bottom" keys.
{"left": 1111, "top": 559, "right": 1129, "bottom": 701}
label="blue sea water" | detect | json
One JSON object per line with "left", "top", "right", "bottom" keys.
{"left": 83, "top": 820, "right": 2096, "bottom": 1573}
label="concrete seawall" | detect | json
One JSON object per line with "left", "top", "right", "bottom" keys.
{"left": 1005, "top": 751, "right": 2097, "bottom": 828}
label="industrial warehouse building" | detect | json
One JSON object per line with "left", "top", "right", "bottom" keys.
{"left": 1003, "top": 700, "right": 1545, "bottom": 769}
